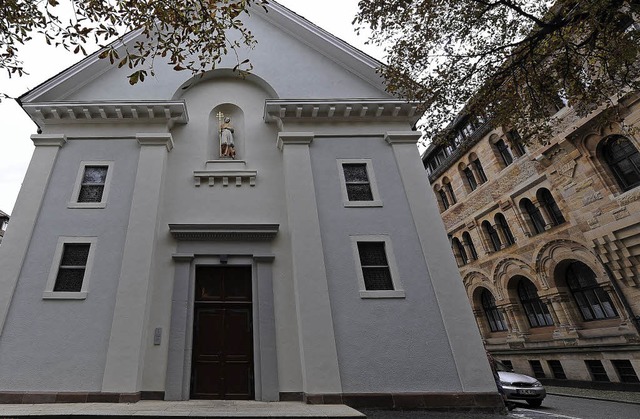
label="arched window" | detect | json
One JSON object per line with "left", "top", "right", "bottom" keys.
{"left": 507, "top": 130, "right": 527, "bottom": 157}
{"left": 462, "top": 232, "right": 478, "bottom": 260}
{"left": 463, "top": 167, "right": 477, "bottom": 191}
{"left": 601, "top": 135, "right": 640, "bottom": 191}
{"left": 443, "top": 178, "right": 457, "bottom": 204}
{"left": 472, "top": 158, "right": 488, "bottom": 183}
{"left": 537, "top": 188, "right": 565, "bottom": 226}
{"left": 495, "top": 139, "right": 513, "bottom": 167}
{"left": 521, "top": 198, "right": 545, "bottom": 235}
{"left": 495, "top": 213, "right": 515, "bottom": 246}
{"left": 483, "top": 220, "right": 501, "bottom": 251}
{"left": 481, "top": 289, "right": 507, "bottom": 332}
{"left": 435, "top": 186, "right": 449, "bottom": 211}
{"left": 517, "top": 278, "right": 553, "bottom": 327}
{"left": 566, "top": 261, "right": 617, "bottom": 321}
{"left": 452, "top": 237, "right": 468, "bottom": 265}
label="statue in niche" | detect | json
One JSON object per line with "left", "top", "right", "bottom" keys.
{"left": 217, "top": 112, "right": 236, "bottom": 159}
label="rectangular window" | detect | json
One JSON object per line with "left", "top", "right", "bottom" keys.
{"left": 44, "top": 237, "right": 96, "bottom": 299}
{"left": 351, "top": 235, "right": 404, "bottom": 298}
{"left": 337, "top": 159, "right": 382, "bottom": 207}
{"left": 585, "top": 360, "right": 610, "bottom": 382}
{"left": 611, "top": 360, "right": 639, "bottom": 383}
{"left": 529, "top": 360, "right": 546, "bottom": 379}
{"left": 548, "top": 360, "right": 567, "bottom": 379}
{"left": 68, "top": 161, "right": 113, "bottom": 208}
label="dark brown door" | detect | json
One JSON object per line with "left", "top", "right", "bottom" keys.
{"left": 191, "top": 266, "right": 254, "bottom": 399}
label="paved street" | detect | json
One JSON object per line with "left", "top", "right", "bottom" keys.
{"left": 362, "top": 394, "right": 640, "bottom": 419}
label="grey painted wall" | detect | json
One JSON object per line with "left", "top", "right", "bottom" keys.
{"left": 310, "top": 136, "right": 463, "bottom": 393}
{"left": 0, "top": 138, "right": 139, "bottom": 391}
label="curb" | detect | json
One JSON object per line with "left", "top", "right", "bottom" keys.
{"left": 547, "top": 391, "right": 640, "bottom": 406}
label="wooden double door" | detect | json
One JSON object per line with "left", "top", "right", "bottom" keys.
{"left": 191, "top": 266, "right": 254, "bottom": 400}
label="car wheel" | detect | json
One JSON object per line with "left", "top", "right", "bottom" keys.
{"left": 527, "top": 400, "right": 543, "bottom": 407}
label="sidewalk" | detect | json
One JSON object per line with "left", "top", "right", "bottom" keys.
{"left": 0, "top": 400, "right": 364, "bottom": 418}
{"left": 545, "top": 385, "right": 640, "bottom": 405}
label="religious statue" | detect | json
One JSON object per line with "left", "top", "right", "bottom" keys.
{"left": 218, "top": 113, "right": 236, "bottom": 159}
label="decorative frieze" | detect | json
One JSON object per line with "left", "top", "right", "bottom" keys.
{"left": 613, "top": 206, "right": 630, "bottom": 220}
{"left": 582, "top": 190, "right": 603, "bottom": 206}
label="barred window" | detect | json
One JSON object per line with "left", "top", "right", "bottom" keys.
{"left": 357, "top": 242, "right": 393, "bottom": 291}
{"left": 343, "top": 163, "right": 373, "bottom": 201}
{"left": 611, "top": 360, "right": 639, "bottom": 383}
{"left": 338, "top": 159, "right": 382, "bottom": 207}
{"left": 44, "top": 237, "right": 96, "bottom": 299}
{"left": 352, "top": 236, "right": 404, "bottom": 298}
{"left": 585, "top": 360, "right": 609, "bottom": 382}
{"left": 54, "top": 243, "right": 90, "bottom": 292}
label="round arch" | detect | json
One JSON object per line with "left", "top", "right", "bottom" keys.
{"left": 534, "top": 239, "right": 604, "bottom": 290}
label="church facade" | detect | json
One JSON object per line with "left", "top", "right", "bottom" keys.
{"left": 0, "top": 2, "right": 501, "bottom": 410}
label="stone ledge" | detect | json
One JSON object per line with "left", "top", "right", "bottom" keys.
{"left": 0, "top": 391, "right": 141, "bottom": 404}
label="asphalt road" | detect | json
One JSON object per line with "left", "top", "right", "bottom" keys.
{"left": 360, "top": 395, "right": 640, "bottom": 419}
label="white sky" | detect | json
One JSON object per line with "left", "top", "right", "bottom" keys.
{"left": 0, "top": 0, "right": 384, "bottom": 215}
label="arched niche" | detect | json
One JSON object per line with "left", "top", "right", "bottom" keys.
{"left": 210, "top": 104, "right": 245, "bottom": 159}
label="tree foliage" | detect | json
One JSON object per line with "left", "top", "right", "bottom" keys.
{"left": 1, "top": 0, "right": 266, "bottom": 87}
{"left": 355, "top": 0, "right": 640, "bottom": 144}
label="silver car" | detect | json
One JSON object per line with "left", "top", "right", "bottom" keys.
{"left": 496, "top": 361, "right": 546, "bottom": 407}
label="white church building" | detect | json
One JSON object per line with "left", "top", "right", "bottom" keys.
{"left": 0, "top": 2, "right": 501, "bottom": 410}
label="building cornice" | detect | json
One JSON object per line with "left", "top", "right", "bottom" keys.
{"left": 21, "top": 100, "right": 189, "bottom": 129}
{"left": 168, "top": 224, "right": 279, "bottom": 241}
{"left": 264, "top": 99, "right": 420, "bottom": 124}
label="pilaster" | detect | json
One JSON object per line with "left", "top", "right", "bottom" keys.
{"left": 102, "top": 133, "right": 173, "bottom": 393}
{"left": 385, "top": 131, "right": 496, "bottom": 393}
{"left": 0, "top": 134, "right": 66, "bottom": 335}
{"left": 277, "top": 132, "right": 342, "bottom": 395}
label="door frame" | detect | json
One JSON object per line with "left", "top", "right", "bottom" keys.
{"left": 165, "top": 253, "right": 279, "bottom": 401}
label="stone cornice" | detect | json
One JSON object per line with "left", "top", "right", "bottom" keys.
{"left": 169, "top": 224, "right": 279, "bottom": 241}
{"left": 264, "top": 99, "right": 421, "bottom": 124}
{"left": 22, "top": 101, "right": 188, "bottom": 128}
{"left": 30, "top": 134, "right": 67, "bottom": 147}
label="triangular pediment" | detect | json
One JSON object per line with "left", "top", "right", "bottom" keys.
{"left": 20, "top": 1, "right": 391, "bottom": 105}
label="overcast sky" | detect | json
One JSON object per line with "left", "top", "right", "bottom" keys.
{"left": 0, "top": 0, "right": 385, "bottom": 215}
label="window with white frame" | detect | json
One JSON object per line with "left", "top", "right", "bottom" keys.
{"left": 351, "top": 235, "right": 404, "bottom": 298}
{"left": 337, "top": 159, "right": 382, "bottom": 207}
{"left": 68, "top": 162, "right": 113, "bottom": 208}
{"left": 43, "top": 237, "right": 97, "bottom": 299}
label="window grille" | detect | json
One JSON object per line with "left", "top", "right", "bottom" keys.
{"left": 357, "top": 242, "right": 393, "bottom": 291}
{"left": 585, "top": 360, "right": 610, "bottom": 382}
{"left": 343, "top": 163, "right": 373, "bottom": 201}
{"left": 611, "top": 360, "right": 639, "bottom": 383}
{"left": 78, "top": 166, "right": 108, "bottom": 203}
{"left": 54, "top": 243, "right": 91, "bottom": 292}
{"left": 529, "top": 360, "right": 546, "bottom": 379}
{"left": 548, "top": 360, "right": 567, "bottom": 379}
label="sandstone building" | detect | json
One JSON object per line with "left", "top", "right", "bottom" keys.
{"left": 422, "top": 95, "right": 640, "bottom": 388}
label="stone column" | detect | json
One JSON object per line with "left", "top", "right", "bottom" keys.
{"left": 462, "top": 241, "right": 476, "bottom": 261}
{"left": 532, "top": 199, "right": 553, "bottom": 230}
{"left": 473, "top": 309, "right": 490, "bottom": 337}
{"left": 0, "top": 134, "right": 66, "bottom": 335}
{"left": 601, "top": 283, "right": 631, "bottom": 324}
{"left": 493, "top": 224, "right": 508, "bottom": 249}
{"left": 102, "top": 133, "right": 174, "bottom": 393}
{"left": 277, "top": 132, "right": 342, "bottom": 396}
{"left": 549, "top": 296, "right": 570, "bottom": 326}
